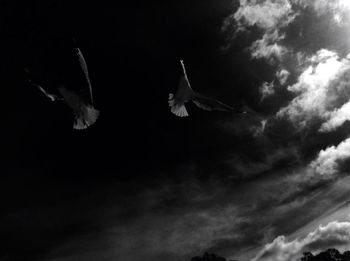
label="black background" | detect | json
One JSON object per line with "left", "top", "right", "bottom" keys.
{"left": 0, "top": 1, "right": 253, "bottom": 260}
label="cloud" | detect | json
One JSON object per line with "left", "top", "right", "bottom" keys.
{"left": 230, "top": 0, "right": 350, "bottom": 31}
{"left": 308, "top": 138, "right": 350, "bottom": 177}
{"left": 276, "top": 69, "right": 290, "bottom": 85}
{"left": 40, "top": 179, "right": 251, "bottom": 261}
{"left": 250, "top": 31, "right": 288, "bottom": 62}
{"left": 300, "top": 0, "right": 350, "bottom": 24}
{"left": 259, "top": 69, "right": 289, "bottom": 100}
{"left": 162, "top": 206, "right": 247, "bottom": 253}
{"left": 320, "top": 101, "right": 350, "bottom": 132}
{"left": 222, "top": 0, "right": 296, "bottom": 58}
{"left": 277, "top": 49, "right": 350, "bottom": 129}
{"left": 232, "top": 0, "right": 295, "bottom": 32}
{"left": 252, "top": 119, "right": 268, "bottom": 137}
{"left": 259, "top": 82, "right": 275, "bottom": 101}
{"left": 252, "top": 221, "right": 350, "bottom": 261}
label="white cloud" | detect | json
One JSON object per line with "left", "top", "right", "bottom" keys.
{"left": 276, "top": 69, "right": 290, "bottom": 85}
{"left": 277, "top": 49, "right": 350, "bottom": 128}
{"left": 259, "top": 81, "right": 275, "bottom": 101}
{"left": 250, "top": 31, "right": 288, "bottom": 62}
{"left": 286, "top": 0, "right": 350, "bottom": 25}
{"left": 252, "top": 221, "right": 350, "bottom": 261}
{"left": 308, "top": 138, "right": 350, "bottom": 177}
{"left": 320, "top": 101, "right": 350, "bottom": 132}
{"left": 233, "top": 0, "right": 295, "bottom": 32}
{"left": 222, "top": 0, "right": 296, "bottom": 61}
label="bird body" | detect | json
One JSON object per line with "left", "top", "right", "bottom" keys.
{"left": 168, "top": 60, "right": 245, "bottom": 117}
{"left": 25, "top": 38, "right": 99, "bottom": 130}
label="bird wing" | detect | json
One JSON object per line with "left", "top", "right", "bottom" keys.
{"left": 191, "top": 92, "right": 243, "bottom": 112}
{"left": 31, "top": 81, "right": 61, "bottom": 102}
{"left": 168, "top": 76, "right": 192, "bottom": 117}
{"left": 75, "top": 47, "right": 94, "bottom": 105}
{"left": 173, "top": 75, "right": 193, "bottom": 102}
{"left": 168, "top": 60, "right": 194, "bottom": 117}
{"left": 50, "top": 39, "right": 95, "bottom": 106}
{"left": 173, "top": 60, "right": 194, "bottom": 103}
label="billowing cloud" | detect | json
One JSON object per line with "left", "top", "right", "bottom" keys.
{"left": 308, "top": 138, "right": 350, "bottom": 177}
{"left": 224, "top": 0, "right": 350, "bottom": 37}
{"left": 222, "top": 0, "right": 296, "bottom": 60}
{"left": 320, "top": 101, "right": 350, "bottom": 132}
{"left": 277, "top": 49, "right": 350, "bottom": 129}
{"left": 232, "top": 0, "right": 295, "bottom": 32}
{"left": 252, "top": 221, "right": 350, "bottom": 261}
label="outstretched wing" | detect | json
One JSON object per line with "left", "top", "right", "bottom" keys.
{"left": 75, "top": 47, "right": 94, "bottom": 105}
{"left": 174, "top": 75, "right": 193, "bottom": 102}
{"left": 168, "top": 60, "right": 194, "bottom": 117}
{"left": 48, "top": 39, "right": 94, "bottom": 106}
{"left": 173, "top": 60, "right": 194, "bottom": 103}
{"left": 58, "top": 46, "right": 100, "bottom": 129}
{"left": 192, "top": 92, "right": 245, "bottom": 113}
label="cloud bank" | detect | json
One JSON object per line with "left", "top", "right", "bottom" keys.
{"left": 253, "top": 221, "right": 350, "bottom": 261}
{"left": 277, "top": 49, "right": 350, "bottom": 129}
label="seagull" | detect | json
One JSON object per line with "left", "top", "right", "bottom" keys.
{"left": 168, "top": 60, "right": 246, "bottom": 117}
{"left": 25, "top": 39, "right": 100, "bottom": 130}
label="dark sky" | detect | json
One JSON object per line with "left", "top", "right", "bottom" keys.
{"left": 4, "top": 1, "right": 350, "bottom": 261}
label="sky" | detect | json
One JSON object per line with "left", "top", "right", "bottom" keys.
{"left": 4, "top": 0, "right": 350, "bottom": 261}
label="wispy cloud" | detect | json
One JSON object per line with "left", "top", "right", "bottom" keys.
{"left": 250, "top": 31, "right": 288, "bottom": 62}
{"left": 259, "top": 81, "right": 275, "bottom": 101}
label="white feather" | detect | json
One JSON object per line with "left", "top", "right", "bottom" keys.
{"left": 171, "top": 104, "right": 189, "bottom": 117}
{"left": 73, "top": 106, "right": 100, "bottom": 130}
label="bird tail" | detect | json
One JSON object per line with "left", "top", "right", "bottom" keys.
{"left": 168, "top": 93, "right": 189, "bottom": 117}
{"left": 171, "top": 104, "right": 189, "bottom": 117}
{"left": 74, "top": 106, "right": 100, "bottom": 130}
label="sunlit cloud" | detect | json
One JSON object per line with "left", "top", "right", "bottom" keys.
{"left": 250, "top": 30, "right": 288, "bottom": 62}
{"left": 320, "top": 101, "right": 350, "bottom": 132}
{"left": 306, "top": 0, "right": 350, "bottom": 23}
{"left": 277, "top": 49, "right": 350, "bottom": 129}
{"left": 252, "top": 221, "right": 350, "bottom": 261}
{"left": 308, "top": 138, "right": 350, "bottom": 177}
{"left": 231, "top": 0, "right": 295, "bottom": 32}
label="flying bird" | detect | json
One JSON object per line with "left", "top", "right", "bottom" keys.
{"left": 168, "top": 60, "right": 246, "bottom": 117}
{"left": 25, "top": 38, "right": 99, "bottom": 130}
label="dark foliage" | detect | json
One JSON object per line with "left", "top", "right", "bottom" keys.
{"left": 301, "top": 249, "right": 350, "bottom": 261}
{"left": 191, "top": 252, "right": 237, "bottom": 261}
{"left": 191, "top": 249, "right": 350, "bottom": 261}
